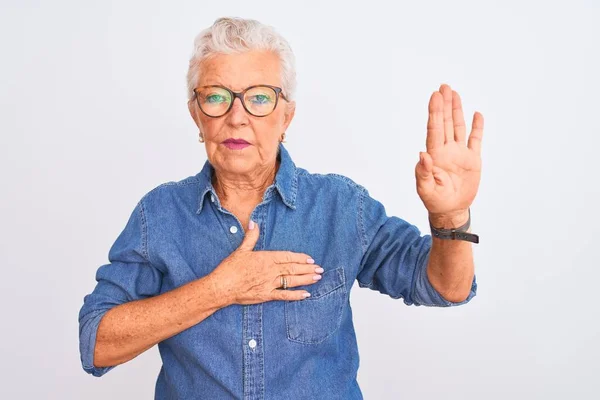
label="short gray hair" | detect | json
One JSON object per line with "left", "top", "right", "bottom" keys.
{"left": 186, "top": 17, "right": 297, "bottom": 101}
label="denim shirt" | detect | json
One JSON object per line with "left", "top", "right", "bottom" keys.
{"left": 78, "top": 142, "right": 476, "bottom": 399}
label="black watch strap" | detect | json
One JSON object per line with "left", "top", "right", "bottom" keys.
{"left": 429, "top": 208, "right": 480, "bottom": 244}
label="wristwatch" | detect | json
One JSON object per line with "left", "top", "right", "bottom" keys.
{"left": 429, "top": 208, "right": 480, "bottom": 244}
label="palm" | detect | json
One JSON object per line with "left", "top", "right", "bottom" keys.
{"left": 415, "top": 84, "right": 484, "bottom": 216}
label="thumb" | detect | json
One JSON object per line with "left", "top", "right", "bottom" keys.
{"left": 415, "top": 152, "right": 435, "bottom": 193}
{"left": 237, "top": 219, "right": 260, "bottom": 252}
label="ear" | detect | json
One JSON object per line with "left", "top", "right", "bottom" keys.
{"left": 282, "top": 100, "right": 296, "bottom": 131}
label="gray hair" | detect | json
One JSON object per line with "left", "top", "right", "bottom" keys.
{"left": 186, "top": 17, "right": 297, "bottom": 101}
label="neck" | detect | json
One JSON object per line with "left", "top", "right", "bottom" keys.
{"left": 212, "top": 159, "right": 280, "bottom": 204}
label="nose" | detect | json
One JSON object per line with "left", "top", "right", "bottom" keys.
{"left": 226, "top": 96, "right": 249, "bottom": 125}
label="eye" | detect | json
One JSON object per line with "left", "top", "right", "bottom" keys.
{"left": 206, "top": 94, "right": 227, "bottom": 104}
{"left": 249, "top": 94, "right": 272, "bottom": 104}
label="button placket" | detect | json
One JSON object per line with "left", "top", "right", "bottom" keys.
{"left": 210, "top": 191, "right": 246, "bottom": 238}
{"left": 243, "top": 304, "right": 264, "bottom": 399}
{"left": 242, "top": 205, "right": 266, "bottom": 399}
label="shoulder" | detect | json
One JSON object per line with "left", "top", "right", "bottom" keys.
{"left": 295, "top": 166, "right": 368, "bottom": 197}
{"left": 137, "top": 173, "right": 203, "bottom": 209}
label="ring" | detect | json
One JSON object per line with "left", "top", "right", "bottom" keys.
{"left": 280, "top": 275, "right": 288, "bottom": 290}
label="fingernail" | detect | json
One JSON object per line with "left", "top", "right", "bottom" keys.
{"left": 419, "top": 153, "right": 424, "bottom": 166}
{"left": 302, "top": 292, "right": 311, "bottom": 298}
{"left": 307, "top": 258, "right": 315, "bottom": 264}
{"left": 315, "top": 267, "right": 324, "bottom": 273}
{"left": 313, "top": 275, "right": 322, "bottom": 281}
{"left": 248, "top": 220, "right": 255, "bottom": 230}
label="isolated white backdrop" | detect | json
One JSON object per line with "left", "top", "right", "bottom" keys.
{"left": 1, "top": 0, "right": 598, "bottom": 399}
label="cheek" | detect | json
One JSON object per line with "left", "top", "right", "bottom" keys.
{"left": 253, "top": 117, "right": 284, "bottom": 141}
{"left": 200, "top": 118, "right": 221, "bottom": 136}
{"left": 262, "top": 110, "right": 286, "bottom": 133}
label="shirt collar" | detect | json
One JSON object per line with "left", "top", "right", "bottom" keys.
{"left": 196, "top": 142, "right": 298, "bottom": 214}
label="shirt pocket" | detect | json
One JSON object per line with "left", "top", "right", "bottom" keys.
{"left": 284, "top": 266, "right": 347, "bottom": 344}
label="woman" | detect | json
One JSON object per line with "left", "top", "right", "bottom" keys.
{"left": 79, "top": 17, "right": 483, "bottom": 399}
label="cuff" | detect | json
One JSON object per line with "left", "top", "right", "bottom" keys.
{"left": 411, "top": 238, "right": 478, "bottom": 307}
{"left": 79, "top": 310, "right": 116, "bottom": 377}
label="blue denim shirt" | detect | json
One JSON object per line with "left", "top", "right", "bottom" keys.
{"left": 78, "top": 142, "right": 476, "bottom": 399}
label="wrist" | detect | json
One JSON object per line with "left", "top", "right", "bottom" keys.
{"left": 428, "top": 209, "right": 470, "bottom": 229}
{"left": 205, "top": 272, "right": 235, "bottom": 308}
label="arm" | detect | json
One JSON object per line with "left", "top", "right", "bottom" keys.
{"left": 93, "top": 273, "right": 228, "bottom": 368}
{"left": 357, "top": 84, "right": 482, "bottom": 306}
{"left": 412, "top": 83, "right": 483, "bottom": 303}
{"left": 78, "top": 199, "right": 229, "bottom": 377}
{"left": 426, "top": 210, "right": 474, "bottom": 303}
{"left": 355, "top": 187, "right": 476, "bottom": 306}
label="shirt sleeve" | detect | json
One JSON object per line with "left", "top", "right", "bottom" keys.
{"left": 78, "top": 199, "right": 163, "bottom": 377}
{"left": 355, "top": 187, "right": 477, "bottom": 306}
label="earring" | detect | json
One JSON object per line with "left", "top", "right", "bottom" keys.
{"left": 280, "top": 132, "right": 286, "bottom": 143}
{"left": 198, "top": 132, "right": 205, "bottom": 143}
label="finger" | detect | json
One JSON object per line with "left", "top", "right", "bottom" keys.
{"left": 467, "top": 111, "right": 484, "bottom": 154}
{"left": 426, "top": 91, "right": 445, "bottom": 151}
{"left": 415, "top": 152, "right": 435, "bottom": 194}
{"left": 237, "top": 219, "right": 260, "bottom": 251}
{"left": 452, "top": 90, "right": 467, "bottom": 144}
{"left": 440, "top": 84, "right": 454, "bottom": 143}
{"left": 278, "top": 262, "right": 323, "bottom": 276}
{"left": 274, "top": 273, "right": 321, "bottom": 289}
{"left": 271, "top": 251, "right": 315, "bottom": 265}
{"left": 270, "top": 289, "right": 312, "bottom": 301}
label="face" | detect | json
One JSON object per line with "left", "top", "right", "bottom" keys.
{"left": 188, "top": 50, "right": 296, "bottom": 179}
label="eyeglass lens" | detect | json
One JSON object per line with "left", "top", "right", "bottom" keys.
{"left": 196, "top": 86, "right": 278, "bottom": 117}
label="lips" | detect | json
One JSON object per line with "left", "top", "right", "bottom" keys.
{"left": 222, "top": 138, "right": 250, "bottom": 144}
{"left": 222, "top": 138, "right": 251, "bottom": 150}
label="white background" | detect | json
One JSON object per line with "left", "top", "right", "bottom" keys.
{"left": 1, "top": 0, "right": 598, "bottom": 399}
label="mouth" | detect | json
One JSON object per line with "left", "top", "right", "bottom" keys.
{"left": 222, "top": 138, "right": 251, "bottom": 144}
{"left": 222, "top": 138, "right": 251, "bottom": 150}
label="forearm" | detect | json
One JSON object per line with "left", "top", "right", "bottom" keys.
{"left": 425, "top": 210, "right": 474, "bottom": 303}
{"left": 94, "top": 273, "right": 229, "bottom": 367}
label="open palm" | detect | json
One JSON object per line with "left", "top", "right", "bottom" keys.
{"left": 415, "top": 84, "right": 484, "bottom": 216}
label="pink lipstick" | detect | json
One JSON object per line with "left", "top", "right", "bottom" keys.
{"left": 222, "top": 138, "right": 251, "bottom": 150}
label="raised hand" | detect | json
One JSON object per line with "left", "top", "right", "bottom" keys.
{"left": 415, "top": 84, "right": 484, "bottom": 228}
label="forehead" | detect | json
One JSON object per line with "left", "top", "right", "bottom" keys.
{"left": 198, "top": 50, "right": 282, "bottom": 90}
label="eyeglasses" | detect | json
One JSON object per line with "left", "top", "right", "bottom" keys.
{"left": 192, "top": 84, "right": 288, "bottom": 118}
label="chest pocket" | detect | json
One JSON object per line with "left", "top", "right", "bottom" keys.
{"left": 284, "top": 266, "right": 347, "bottom": 344}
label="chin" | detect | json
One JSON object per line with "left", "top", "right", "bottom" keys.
{"left": 216, "top": 154, "right": 256, "bottom": 173}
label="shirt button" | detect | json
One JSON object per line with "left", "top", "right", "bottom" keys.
{"left": 210, "top": 194, "right": 215, "bottom": 202}
{"left": 248, "top": 339, "right": 257, "bottom": 349}
{"left": 230, "top": 226, "right": 238, "bottom": 234}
